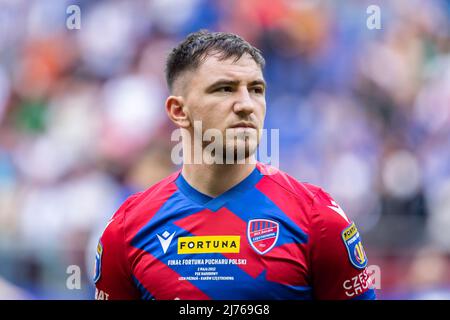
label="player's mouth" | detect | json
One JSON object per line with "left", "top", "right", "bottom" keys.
{"left": 229, "top": 122, "right": 257, "bottom": 130}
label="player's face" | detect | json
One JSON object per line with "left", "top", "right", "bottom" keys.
{"left": 183, "top": 53, "right": 266, "bottom": 161}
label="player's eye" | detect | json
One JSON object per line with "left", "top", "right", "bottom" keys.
{"left": 216, "top": 86, "right": 233, "bottom": 93}
{"left": 250, "top": 86, "right": 265, "bottom": 95}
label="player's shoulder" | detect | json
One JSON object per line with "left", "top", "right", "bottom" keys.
{"left": 256, "top": 162, "right": 323, "bottom": 203}
{"left": 105, "top": 170, "right": 181, "bottom": 233}
{"left": 130, "top": 169, "right": 180, "bottom": 206}
{"left": 256, "top": 162, "right": 350, "bottom": 224}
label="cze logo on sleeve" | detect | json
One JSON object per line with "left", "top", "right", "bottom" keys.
{"left": 93, "top": 240, "right": 103, "bottom": 283}
{"left": 341, "top": 222, "right": 367, "bottom": 269}
{"left": 247, "top": 219, "right": 279, "bottom": 255}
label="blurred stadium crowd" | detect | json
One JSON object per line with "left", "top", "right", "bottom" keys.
{"left": 0, "top": 0, "right": 449, "bottom": 299}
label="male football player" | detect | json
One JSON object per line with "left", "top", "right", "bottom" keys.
{"left": 93, "top": 30, "right": 376, "bottom": 300}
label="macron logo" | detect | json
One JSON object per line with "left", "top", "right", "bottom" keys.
{"left": 157, "top": 231, "right": 176, "bottom": 254}
{"left": 327, "top": 200, "right": 350, "bottom": 224}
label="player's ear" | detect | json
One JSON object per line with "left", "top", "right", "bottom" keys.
{"left": 165, "top": 95, "right": 190, "bottom": 128}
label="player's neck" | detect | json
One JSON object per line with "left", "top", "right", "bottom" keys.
{"left": 181, "top": 161, "right": 256, "bottom": 198}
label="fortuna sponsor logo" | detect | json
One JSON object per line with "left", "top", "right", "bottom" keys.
{"left": 178, "top": 236, "right": 240, "bottom": 254}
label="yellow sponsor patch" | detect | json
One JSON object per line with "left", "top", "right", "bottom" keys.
{"left": 178, "top": 236, "right": 240, "bottom": 254}
{"left": 342, "top": 223, "right": 358, "bottom": 242}
{"left": 97, "top": 241, "right": 103, "bottom": 255}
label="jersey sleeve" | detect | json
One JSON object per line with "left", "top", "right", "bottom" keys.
{"left": 309, "top": 189, "right": 376, "bottom": 300}
{"left": 93, "top": 196, "right": 141, "bottom": 300}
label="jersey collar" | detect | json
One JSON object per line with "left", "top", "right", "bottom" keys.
{"left": 175, "top": 165, "right": 263, "bottom": 212}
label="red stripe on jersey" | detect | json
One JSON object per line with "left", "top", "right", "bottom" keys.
{"left": 173, "top": 207, "right": 265, "bottom": 278}
{"left": 130, "top": 247, "right": 211, "bottom": 300}
{"left": 262, "top": 243, "right": 309, "bottom": 286}
{"left": 124, "top": 180, "right": 179, "bottom": 243}
{"left": 255, "top": 176, "right": 312, "bottom": 238}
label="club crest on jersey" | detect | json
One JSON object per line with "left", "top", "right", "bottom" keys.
{"left": 93, "top": 240, "right": 103, "bottom": 283}
{"left": 342, "top": 222, "right": 367, "bottom": 269}
{"left": 247, "top": 219, "right": 279, "bottom": 255}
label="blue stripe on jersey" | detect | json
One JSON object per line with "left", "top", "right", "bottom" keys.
{"left": 175, "top": 173, "right": 213, "bottom": 205}
{"left": 132, "top": 275, "right": 154, "bottom": 300}
{"left": 225, "top": 187, "right": 308, "bottom": 246}
{"left": 351, "top": 288, "right": 376, "bottom": 300}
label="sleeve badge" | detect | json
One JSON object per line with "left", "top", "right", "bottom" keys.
{"left": 341, "top": 222, "right": 368, "bottom": 269}
{"left": 93, "top": 240, "right": 103, "bottom": 283}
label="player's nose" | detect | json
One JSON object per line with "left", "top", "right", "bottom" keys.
{"left": 233, "top": 87, "right": 256, "bottom": 115}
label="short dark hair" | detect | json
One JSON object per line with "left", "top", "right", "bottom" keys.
{"left": 165, "top": 30, "right": 265, "bottom": 91}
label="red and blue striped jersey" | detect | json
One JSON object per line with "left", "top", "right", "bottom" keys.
{"left": 94, "top": 162, "right": 376, "bottom": 300}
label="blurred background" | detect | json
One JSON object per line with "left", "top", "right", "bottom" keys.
{"left": 0, "top": 0, "right": 449, "bottom": 299}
